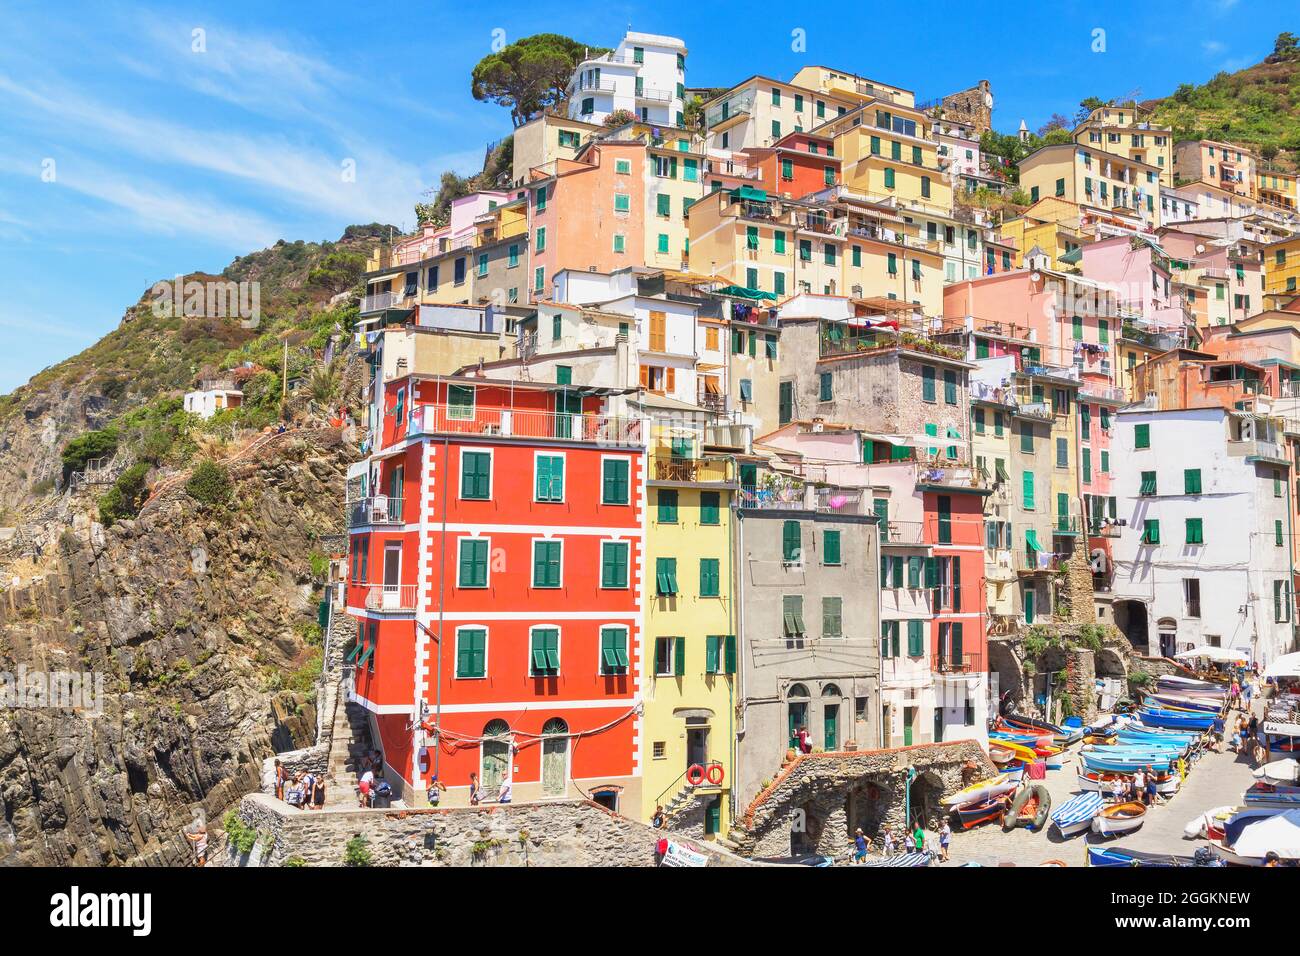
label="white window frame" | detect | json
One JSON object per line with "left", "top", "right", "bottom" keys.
{"left": 599, "top": 454, "right": 632, "bottom": 506}
{"left": 598, "top": 623, "right": 630, "bottom": 676}
{"left": 458, "top": 447, "right": 494, "bottom": 501}
{"left": 533, "top": 450, "right": 567, "bottom": 504}
{"left": 599, "top": 539, "right": 631, "bottom": 590}
{"left": 531, "top": 536, "right": 565, "bottom": 589}
{"left": 527, "top": 623, "right": 563, "bottom": 677}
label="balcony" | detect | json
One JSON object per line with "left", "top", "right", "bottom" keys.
{"left": 1013, "top": 400, "right": 1054, "bottom": 422}
{"left": 413, "top": 404, "right": 645, "bottom": 448}
{"left": 739, "top": 483, "right": 866, "bottom": 513}
{"left": 1054, "top": 515, "right": 1083, "bottom": 535}
{"left": 362, "top": 291, "right": 404, "bottom": 314}
{"left": 1228, "top": 437, "right": 1287, "bottom": 463}
{"left": 635, "top": 86, "right": 673, "bottom": 104}
{"left": 936, "top": 652, "right": 981, "bottom": 675}
{"left": 879, "top": 520, "right": 927, "bottom": 547}
{"left": 652, "top": 456, "right": 731, "bottom": 483}
{"left": 362, "top": 584, "right": 417, "bottom": 613}
{"left": 1078, "top": 382, "right": 1128, "bottom": 403}
{"left": 348, "top": 496, "right": 406, "bottom": 528}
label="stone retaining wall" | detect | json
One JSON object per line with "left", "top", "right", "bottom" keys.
{"left": 229, "top": 792, "right": 759, "bottom": 867}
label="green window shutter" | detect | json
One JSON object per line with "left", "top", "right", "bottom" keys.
{"left": 1140, "top": 471, "right": 1157, "bottom": 495}
{"left": 459, "top": 539, "right": 488, "bottom": 587}
{"left": 907, "top": 556, "right": 922, "bottom": 588}
{"left": 781, "top": 158, "right": 793, "bottom": 180}
{"left": 674, "top": 636, "right": 686, "bottom": 677}
{"left": 819, "top": 372, "right": 833, "bottom": 401}
{"left": 765, "top": 334, "right": 778, "bottom": 359}
{"left": 700, "top": 491, "right": 720, "bottom": 525}
{"left": 1020, "top": 425, "right": 1034, "bottom": 453}
{"left": 1081, "top": 404, "right": 1091, "bottom": 439}
{"left": 937, "top": 495, "right": 952, "bottom": 544}
{"left": 1101, "top": 450, "right": 1109, "bottom": 474}
{"left": 1276, "top": 471, "right": 1284, "bottom": 498}
{"left": 822, "top": 597, "right": 842, "bottom": 638}
{"left": 656, "top": 557, "right": 678, "bottom": 595}
{"left": 924, "top": 556, "right": 939, "bottom": 589}
{"left": 823, "top": 530, "right": 841, "bottom": 565}
{"left": 1022, "top": 471, "right": 1035, "bottom": 509}
{"left": 536, "top": 455, "right": 564, "bottom": 501}
{"left": 1056, "top": 437, "right": 1068, "bottom": 468}
{"left": 533, "top": 541, "right": 561, "bottom": 587}
{"left": 921, "top": 365, "right": 936, "bottom": 401}
{"left": 1142, "top": 520, "right": 1160, "bottom": 545}
{"left": 724, "top": 634, "right": 737, "bottom": 675}
{"left": 705, "top": 635, "right": 720, "bottom": 674}
{"left": 1186, "top": 518, "right": 1204, "bottom": 545}
{"left": 1134, "top": 423, "right": 1150, "bottom": 449}
{"left": 1082, "top": 447, "right": 1091, "bottom": 484}
{"left": 774, "top": 230, "right": 786, "bottom": 253}
{"left": 601, "top": 627, "right": 628, "bottom": 673}
{"left": 943, "top": 370, "right": 957, "bottom": 404}
{"left": 531, "top": 628, "right": 560, "bottom": 674}
{"left": 699, "top": 558, "right": 720, "bottom": 597}
{"left": 907, "top": 619, "right": 923, "bottom": 657}
{"left": 457, "top": 628, "right": 486, "bottom": 678}
{"left": 657, "top": 489, "right": 678, "bottom": 524}
{"left": 602, "top": 458, "right": 630, "bottom": 504}
{"left": 462, "top": 451, "right": 491, "bottom": 499}
{"left": 601, "top": 541, "right": 628, "bottom": 588}
{"left": 1184, "top": 469, "right": 1201, "bottom": 495}
{"left": 782, "top": 520, "right": 801, "bottom": 562}
{"left": 974, "top": 408, "right": 985, "bottom": 433}
{"left": 1278, "top": 520, "right": 1285, "bottom": 547}
{"left": 884, "top": 167, "right": 895, "bottom": 189}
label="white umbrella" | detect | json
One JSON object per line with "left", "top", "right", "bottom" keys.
{"left": 1230, "top": 809, "right": 1300, "bottom": 860}
{"left": 1174, "top": 645, "right": 1249, "bottom": 663}
{"left": 1265, "top": 652, "right": 1300, "bottom": 681}
{"left": 1254, "top": 759, "right": 1300, "bottom": 786}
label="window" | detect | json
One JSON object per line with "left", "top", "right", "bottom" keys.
{"left": 779, "top": 381, "right": 794, "bottom": 424}
{"left": 943, "top": 370, "right": 957, "bottom": 405}
{"left": 657, "top": 489, "right": 678, "bottom": 524}
{"left": 921, "top": 365, "right": 936, "bottom": 402}
{"left": 1141, "top": 519, "right": 1160, "bottom": 545}
{"left": 614, "top": 193, "right": 630, "bottom": 213}
{"left": 1134, "top": 423, "right": 1150, "bottom": 449}
{"left": 535, "top": 454, "right": 564, "bottom": 501}
{"left": 653, "top": 637, "right": 675, "bottom": 677}
{"left": 1056, "top": 437, "right": 1068, "bottom": 468}
{"left": 455, "top": 627, "right": 487, "bottom": 678}
{"left": 906, "top": 619, "right": 924, "bottom": 657}
{"left": 822, "top": 597, "right": 843, "bottom": 638}
{"left": 819, "top": 372, "right": 833, "bottom": 402}
{"left": 507, "top": 244, "right": 519, "bottom": 268}
{"left": 1101, "top": 450, "right": 1110, "bottom": 474}
{"left": 782, "top": 520, "right": 802, "bottom": 562}
{"left": 458, "top": 538, "right": 489, "bottom": 588}
{"left": 655, "top": 557, "right": 678, "bottom": 596}
{"left": 1277, "top": 579, "right": 1293, "bottom": 623}
{"left": 461, "top": 451, "right": 491, "bottom": 499}
{"left": 783, "top": 595, "right": 805, "bottom": 637}
{"left": 477, "top": 252, "right": 488, "bottom": 277}
{"left": 1275, "top": 469, "right": 1284, "bottom": 498}
{"left": 615, "top": 158, "right": 631, "bottom": 175}
{"left": 700, "top": 491, "right": 720, "bottom": 525}
{"left": 937, "top": 495, "right": 952, "bottom": 544}
{"left": 1185, "top": 518, "right": 1204, "bottom": 545}
{"left": 534, "top": 266, "right": 545, "bottom": 293}
{"left": 599, "top": 458, "right": 629, "bottom": 505}
{"left": 699, "top": 558, "right": 720, "bottom": 597}
{"left": 880, "top": 620, "right": 900, "bottom": 658}
{"left": 974, "top": 408, "right": 986, "bottom": 433}
{"left": 532, "top": 541, "right": 562, "bottom": 588}
{"left": 600, "top": 627, "right": 629, "bottom": 675}
{"left": 884, "top": 167, "right": 895, "bottom": 189}
{"left": 530, "top": 627, "right": 560, "bottom": 675}
{"left": 1022, "top": 470, "right": 1035, "bottom": 510}
{"left": 601, "top": 541, "right": 629, "bottom": 589}
{"left": 1277, "top": 520, "right": 1285, "bottom": 547}
{"left": 447, "top": 384, "right": 474, "bottom": 420}
{"left": 1020, "top": 424, "right": 1034, "bottom": 453}
{"left": 1184, "top": 469, "right": 1201, "bottom": 495}
{"left": 1140, "top": 470, "right": 1157, "bottom": 496}
{"left": 818, "top": 529, "right": 842, "bottom": 566}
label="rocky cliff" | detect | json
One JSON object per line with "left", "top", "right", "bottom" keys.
{"left": 0, "top": 429, "right": 355, "bottom": 865}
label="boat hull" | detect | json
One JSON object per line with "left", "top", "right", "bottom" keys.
{"left": 1093, "top": 802, "right": 1147, "bottom": 837}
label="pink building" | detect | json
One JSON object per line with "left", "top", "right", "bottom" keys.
{"left": 1079, "top": 234, "right": 1188, "bottom": 332}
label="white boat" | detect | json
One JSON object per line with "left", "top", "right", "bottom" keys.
{"left": 1076, "top": 769, "right": 1180, "bottom": 796}
{"left": 1210, "top": 808, "right": 1300, "bottom": 865}
{"left": 940, "top": 772, "right": 1019, "bottom": 808}
{"left": 1051, "top": 792, "right": 1103, "bottom": 837}
{"left": 1092, "top": 802, "right": 1147, "bottom": 837}
{"left": 1254, "top": 758, "right": 1300, "bottom": 786}
{"left": 1183, "top": 805, "right": 1237, "bottom": 840}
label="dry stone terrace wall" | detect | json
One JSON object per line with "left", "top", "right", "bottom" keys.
{"left": 739, "top": 740, "right": 995, "bottom": 858}
{"left": 232, "top": 792, "right": 759, "bottom": 867}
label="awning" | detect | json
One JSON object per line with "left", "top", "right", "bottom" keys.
{"left": 704, "top": 377, "right": 721, "bottom": 394}
{"left": 1264, "top": 652, "right": 1300, "bottom": 679}
{"left": 729, "top": 185, "right": 768, "bottom": 203}
{"left": 715, "top": 284, "right": 777, "bottom": 301}
{"left": 1175, "top": 645, "right": 1249, "bottom": 663}
{"left": 1025, "top": 529, "right": 1044, "bottom": 552}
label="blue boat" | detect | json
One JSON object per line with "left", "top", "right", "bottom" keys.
{"left": 1088, "top": 846, "right": 1203, "bottom": 867}
{"left": 1137, "top": 708, "right": 1215, "bottom": 731}
{"left": 1051, "top": 792, "right": 1104, "bottom": 837}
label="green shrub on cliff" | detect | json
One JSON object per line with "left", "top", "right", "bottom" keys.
{"left": 98, "top": 462, "right": 151, "bottom": 526}
{"left": 185, "top": 460, "right": 232, "bottom": 507}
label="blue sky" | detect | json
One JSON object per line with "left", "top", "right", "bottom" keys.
{"left": 0, "top": 0, "right": 1286, "bottom": 392}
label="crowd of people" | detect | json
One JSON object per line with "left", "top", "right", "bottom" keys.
{"left": 273, "top": 759, "right": 327, "bottom": 810}
{"left": 850, "top": 819, "right": 951, "bottom": 864}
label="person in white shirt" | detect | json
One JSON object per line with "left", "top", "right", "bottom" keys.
{"left": 498, "top": 779, "right": 512, "bottom": 803}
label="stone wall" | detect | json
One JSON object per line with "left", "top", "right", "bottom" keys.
{"left": 736, "top": 740, "right": 995, "bottom": 858}
{"left": 1059, "top": 547, "right": 1097, "bottom": 626}
{"left": 1064, "top": 648, "right": 1097, "bottom": 722}
{"left": 228, "top": 792, "right": 759, "bottom": 867}
{"left": 937, "top": 81, "right": 994, "bottom": 134}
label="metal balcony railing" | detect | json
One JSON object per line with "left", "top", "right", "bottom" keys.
{"left": 362, "top": 291, "right": 403, "bottom": 313}
{"left": 413, "top": 404, "right": 646, "bottom": 447}
{"left": 936, "top": 653, "right": 981, "bottom": 674}
{"left": 653, "top": 457, "right": 730, "bottom": 483}
{"left": 363, "top": 584, "right": 417, "bottom": 613}
{"left": 348, "top": 496, "right": 405, "bottom": 528}
{"left": 879, "top": 520, "right": 926, "bottom": 545}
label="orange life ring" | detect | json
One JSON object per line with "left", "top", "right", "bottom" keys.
{"left": 705, "top": 763, "right": 725, "bottom": 786}
{"left": 686, "top": 764, "right": 706, "bottom": 786}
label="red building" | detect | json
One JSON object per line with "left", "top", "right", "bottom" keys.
{"left": 919, "top": 482, "right": 990, "bottom": 741}
{"left": 346, "top": 375, "right": 647, "bottom": 809}
{"left": 747, "top": 130, "right": 841, "bottom": 200}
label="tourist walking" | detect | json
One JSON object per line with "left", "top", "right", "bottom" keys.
{"left": 852, "top": 828, "right": 870, "bottom": 864}
{"left": 274, "top": 759, "right": 286, "bottom": 801}
{"left": 938, "top": 820, "right": 952, "bottom": 863}
{"left": 427, "top": 775, "right": 447, "bottom": 807}
{"left": 468, "top": 772, "right": 483, "bottom": 806}
{"left": 913, "top": 823, "right": 926, "bottom": 858}
{"left": 903, "top": 827, "right": 916, "bottom": 853}
{"left": 881, "top": 827, "right": 895, "bottom": 857}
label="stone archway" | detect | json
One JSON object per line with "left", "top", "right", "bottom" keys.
{"left": 790, "top": 800, "right": 826, "bottom": 856}
{"left": 1095, "top": 646, "right": 1128, "bottom": 680}
{"left": 987, "top": 638, "right": 1027, "bottom": 714}
{"left": 907, "top": 770, "right": 945, "bottom": 830}
{"left": 1114, "top": 600, "right": 1149, "bottom": 653}
{"left": 846, "top": 776, "right": 894, "bottom": 837}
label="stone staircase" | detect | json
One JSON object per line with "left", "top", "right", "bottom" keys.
{"left": 323, "top": 697, "right": 377, "bottom": 807}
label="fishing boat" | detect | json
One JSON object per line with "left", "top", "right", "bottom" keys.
{"left": 940, "top": 773, "right": 1020, "bottom": 808}
{"left": 955, "top": 794, "right": 1010, "bottom": 829}
{"left": 1254, "top": 758, "right": 1300, "bottom": 786}
{"left": 988, "top": 744, "right": 1018, "bottom": 766}
{"left": 1076, "top": 769, "right": 1180, "bottom": 795}
{"left": 1209, "top": 808, "right": 1300, "bottom": 865}
{"left": 1050, "top": 791, "right": 1103, "bottom": 837}
{"left": 1044, "top": 750, "right": 1067, "bottom": 771}
{"left": 1003, "top": 784, "right": 1051, "bottom": 830}
{"left": 1080, "top": 747, "right": 1180, "bottom": 775}
{"left": 1243, "top": 783, "right": 1300, "bottom": 808}
{"left": 1143, "top": 692, "right": 1222, "bottom": 713}
{"left": 1087, "top": 846, "right": 1201, "bottom": 867}
{"left": 999, "top": 761, "right": 1026, "bottom": 784}
{"left": 985, "top": 738, "right": 1039, "bottom": 765}
{"left": 1184, "top": 805, "right": 1237, "bottom": 839}
{"left": 1003, "top": 713, "right": 1083, "bottom": 746}
{"left": 1138, "top": 707, "right": 1216, "bottom": 731}
{"left": 1092, "top": 802, "right": 1147, "bottom": 837}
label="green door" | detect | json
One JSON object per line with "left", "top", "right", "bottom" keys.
{"left": 788, "top": 701, "right": 808, "bottom": 747}
{"left": 554, "top": 390, "right": 581, "bottom": 438}
{"left": 903, "top": 707, "right": 915, "bottom": 746}
{"left": 541, "top": 718, "right": 568, "bottom": 796}
{"left": 704, "top": 797, "right": 722, "bottom": 835}
{"left": 934, "top": 708, "right": 944, "bottom": 743}
{"left": 1024, "top": 587, "right": 1036, "bottom": 624}
{"left": 481, "top": 719, "right": 510, "bottom": 795}
{"left": 823, "top": 703, "right": 839, "bottom": 751}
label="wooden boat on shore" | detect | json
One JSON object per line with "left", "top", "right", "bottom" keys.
{"left": 988, "top": 744, "right": 1018, "bottom": 765}
{"left": 1087, "top": 846, "right": 1201, "bottom": 867}
{"left": 955, "top": 794, "right": 1010, "bottom": 829}
{"left": 1209, "top": 808, "right": 1300, "bottom": 865}
{"left": 1092, "top": 802, "right": 1147, "bottom": 837}
{"left": 1076, "top": 768, "right": 1179, "bottom": 795}
{"left": 1050, "top": 791, "right": 1103, "bottom": 837}
{"left": 940, "top": 773, "right": 1019, "bottom": 808}
{"left": 1243, "top": 783, "right": 1300, "bottom": 808}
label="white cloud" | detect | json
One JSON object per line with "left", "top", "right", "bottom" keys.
{"left": 1202, "top": 40, "right": 1226, "bottom": 56}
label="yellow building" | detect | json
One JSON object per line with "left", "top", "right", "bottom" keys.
{"left": 1074, "top": 104, "right": 1174, "bottom": 187}
{"left": 1264, "top": 236, "right": 1300, "bottom": 297}
{"left": 1015, "top": 371, "right": 1083, "bottom": 542}
{"left": 1018, "top": 143, "right": 1162, "bottom": 230}
{"left": 701, "top": 74, "right": 857, "bottom": 158}
{"left": 789, "top": 66, "right": 915, "bottom": 109}
{"left": 642, "top": 422, "right": 738, "bottom": 837}
{"left": 998, "top": 200, "right": 1086, "bottom": 271}
{"left": 511, "top": 113, "right": 603, "bottom": 187}
{"left": 1174, "top": 139, "right": 1256, "bottom": 200}
{"left": 1258, "top": 168, "right": 1299, "bottom": 213}
{"left": 815, "top": 103, "right": 953, "bottom": 214}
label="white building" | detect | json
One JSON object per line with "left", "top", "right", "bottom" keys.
{"left": 1110, "top": 406, "right": 1295, "bottom": 666}
{"left": 566, "top": 32, "right": 687, "bottom": 128}
{"left": 183, "top": 383, "right": 242, "bottom": 419}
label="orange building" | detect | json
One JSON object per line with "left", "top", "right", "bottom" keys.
{"left": 745, "top": 130, "right": 841, "bottom": 200}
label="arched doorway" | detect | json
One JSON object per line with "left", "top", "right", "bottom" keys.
{"left": 1113, "top": 600, "right": 1149, "bottom": 652}
{"left": 541, "top": 718, "right": 568, "bottom": 796}
{"left": 1156, "top": 617, "right": 1178, "bottom": 659}
{"left": 907, "top": 770, "right": 944, "bottom": 830}
{"left": 787, "top": 683, "right": 810, "bottom": 750}
{"left": 821, "top": 684, "right": 841, "bottom": 751}
{"left": 480, "top": 719, "right": 511, "bottom": 796}
{"left": 790, "top": 801, "right": 824, "bottom": 855}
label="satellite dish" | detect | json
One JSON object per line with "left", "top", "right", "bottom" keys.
{"left": 1030, "top": 271, "right": 1042, "bottom": 282}
{"left": 1195, "top": 243, "right": 1206, "bottom": 253}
